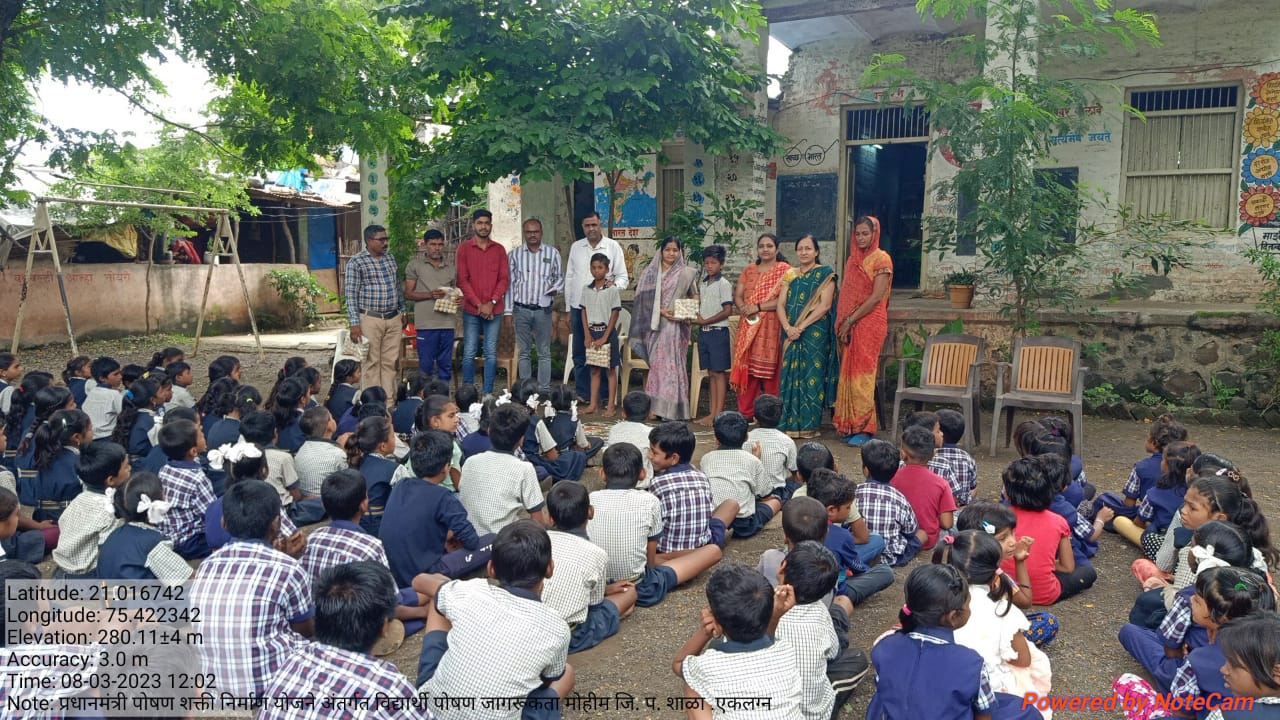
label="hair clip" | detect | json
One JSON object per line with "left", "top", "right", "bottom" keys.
{"left": 494, "top": 390, "right": 512, "bottom": 407}
{"left": 570, "top": 400, "right": 579, "bottom": 423}
{"left": 124, "top": 389, "right": 135, "bottom": 401}
{"left": 981, "top": 521, "right": 996, "bottom": 535}
{"left": 1234, "top": 582, "right": 1250, "bottom": 591}
{"left": 901, "top": 604, "right": 911, "bottom": 616}
{"left": 943, "top": 534, "right": 956, "bottom": 545}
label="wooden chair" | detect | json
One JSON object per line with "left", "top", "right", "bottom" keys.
{"left": 891, "top": 333, "right": 986, "bottom": 449}
{"left": 690, "top": 315, "right": 739, "bottom": 417}
{"left": 990, "top": 336, "right": 1086, "bottom": 457}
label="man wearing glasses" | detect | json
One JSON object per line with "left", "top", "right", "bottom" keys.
{"left": 344, "top": 224, "right": 404, "bottom": 399}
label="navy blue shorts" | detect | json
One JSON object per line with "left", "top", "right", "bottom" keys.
{"left": 697, "top": 327, "right": 732, "bottom": 372}
{"left": 568, "top": 600, "right": 621, "bottom": 654}
{"left": 634, "top": 565, "right": 678, "bottom": 608}
{"left": 708, "top": 517, "right": 727, "bottom": 549}
{"left": 730, "top": 502, "right": 775, "bottom": 539}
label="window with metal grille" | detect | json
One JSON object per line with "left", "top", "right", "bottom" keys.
{"left": 1123, "top": 85, "right": 1239, "bottom": 227}
{"left": 846, "top": 106, "right": 931, "bottom": 141}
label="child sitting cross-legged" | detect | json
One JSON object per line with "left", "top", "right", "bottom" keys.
{"left": 589, "top": 444, "right": 723, "bottom": 608}
{"left": 867, "top": 564, "right": 1043, "bottom": 720}
{"left": 955, "top": 500, "right": 1060, "bottom": 647}
{"left": 156, "top": 418, "right": 215, "bottom": 560}
{"left": 298, "top": 468, "right": 430, "bottom": 641}
{"left": 854, "top": 439, "right": 925, "bottom": 567}
{"left": 646, "top": 421, "right": 737, "bottom": 561}
{"left": 542, "top": 481, "right": 639, "bottom": 654}
{"left": 293, "top": 406, "right": 347, "bottom": 500}
{"left": 1001, "top": 457, "right": 1096, "bottom": 605}
{"left": 672, "top": 564, "right": 804, "bottom": 718}
{"left": 1093, "top": 413, "right": 1187, "bottom": 523}
{"left": 933, "top": 408, "right": 978, "bottom": 507}
{"left": 97, "top": 472, "right": 193, "bottom": 585}
{"left": 900, "top": 411, "right": 962, "bottom": 502}
{"left": 791, "top": 442, "right": 886, "bottom": 565}
{"left": 259, "top": 562, "right": 418, "bottom": 718}
{"left": 240, "top": 411, "right": 325, "bottom": 526}
{"left": 52, "top": 441, "right": 129, "bottom": 579}
{"left": 457, "top": 403, "right": 549, "bottom": 536}
{"left": 807, "top": 468, "right": 895, "bottom": 605}
{"left": 605, "top": 391, "right": 654, "bottom": 486}
{"left": 893, "top": 425, "right": 957, "bottom": 551}
{"left": 191, "top": 479, "right": 315, "bottom": 699}
{"left": 701, "top": 411, "right": 781, "bottom": 540}
{"left": 204, "top": 440, "right": 305, "bottom": 559}
{"left": 791, "top": 440, "right": 834, "bottom": 499}
{"left": 935, "top": 530, "right": 1053, "bottom": 705}
{"left": 546, "top": 384, "right": 604, "bottom": 461}
{"left": 778, "top": 538, "right": 874, "bottom": 719}
{"left": 381, "top": 429, "right": 494, "bottom": 588}
{"left": 746, "top": 394, "right": 799, "bottom": 502}
{"left": 414, "top": 520, "right": 576, "bottom": 720}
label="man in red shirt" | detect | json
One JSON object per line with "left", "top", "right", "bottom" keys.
{"left": 455, "top": 208, "right": 510, "bottom": 393}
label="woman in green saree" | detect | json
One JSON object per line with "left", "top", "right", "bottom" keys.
{"left": 775, "top": 234, "right": 838, "bottom": 438}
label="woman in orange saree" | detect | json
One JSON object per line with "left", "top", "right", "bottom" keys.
{"left": 730, "top": 234, "right": 791, "bottom": 421}
{"left": 833, "top": 216, "right": 893, "bottom": 446}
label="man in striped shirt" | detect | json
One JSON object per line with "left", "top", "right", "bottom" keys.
{"left": 343, "top": 224, "right": 404, "bottom": 400}
{"left": 504, "top": 217, "right": 564, "bottom": 391}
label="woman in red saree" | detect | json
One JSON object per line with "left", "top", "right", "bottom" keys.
{"left": 730, "top": 234, "right": 791, "bottom": 421}
{"left": 833, "top": 216, "right": 893, "bottom": 446}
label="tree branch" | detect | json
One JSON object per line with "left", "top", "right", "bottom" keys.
{"left": 107, "top": 86, "right": 242, "bottom": 161}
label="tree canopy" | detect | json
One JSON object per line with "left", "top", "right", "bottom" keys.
{"left": 3, "top": 0, "right": 776, "bottom": 217}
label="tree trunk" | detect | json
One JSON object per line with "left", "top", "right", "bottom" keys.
{"left": 278, "top": 212, "right": 297, "bottom": 264}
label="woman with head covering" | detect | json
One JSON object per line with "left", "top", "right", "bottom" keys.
{"left": 833, "top": 216, "right": 893, "bottom": 446}
{"left": 775, "top": 234, "right": 838, "bottom": 438}
{"left": 628, "top": 236, "right": 699, "bottom": 420}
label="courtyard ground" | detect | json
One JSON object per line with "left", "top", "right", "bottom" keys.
{"left": 15, "top": 333, "right": 1280, "bottom": 719}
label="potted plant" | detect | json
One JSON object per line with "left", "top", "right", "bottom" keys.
{"left": 943, "top": 268, "right": 978, "bottom": 309}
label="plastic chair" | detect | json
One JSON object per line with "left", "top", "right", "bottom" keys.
{"left": 616, "top": 309, "right": 648, "bottom": 398}
{"left": 891, "top": 333, "right": 986, "bottom": 449}
{"left": 690, "top": 315, "right": 739, "bottom": 417}
{"left": 990, "top": 336, "right": 1086, "bottom": 457}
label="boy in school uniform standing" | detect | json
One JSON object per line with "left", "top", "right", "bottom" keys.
{"left": 192, "top": 480, "right": 314, "bottom": 699}
{"left": 542, "top": 481, "right": 639, "bottom": 654}
{"left": 692, "top": 245, "right": 735, "bottom": 426}
{"left": 578, "top": 253, "right": 622, "bottom": 416}
{"left": 588, "top": 444, "right": 723, "bottom": 608}
{"left": 414, "top": 521, "right": 576, "bottom": 720}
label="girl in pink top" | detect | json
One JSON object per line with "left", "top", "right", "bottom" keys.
{"left": 999, "top": 457, "right": 1097, "bottom": 605}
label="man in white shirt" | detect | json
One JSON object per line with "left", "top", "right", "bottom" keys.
{"left": 564, "top": 212, "right": 629, "bottom": 405}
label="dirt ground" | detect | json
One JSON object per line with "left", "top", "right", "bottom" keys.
{"left": 14, "top": 335, "right": 1280, "bottom": 719}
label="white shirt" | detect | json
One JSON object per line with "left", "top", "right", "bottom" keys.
{"left": 952, "top": 584, "right": 1033, "bottom": 694}
{"left": 564, "top": 236, "right": 629, "bottom": 310}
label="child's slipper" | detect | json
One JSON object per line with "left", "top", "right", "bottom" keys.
{"left": 372, "top": 618, "right": 406, "bottom": 657}
{"left": 845, "top": 433, "right": 872, "bottom": 447}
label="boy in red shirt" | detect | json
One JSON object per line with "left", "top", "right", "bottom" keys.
{"left": 890, "top": 426, "right": 956, "bottom": 550}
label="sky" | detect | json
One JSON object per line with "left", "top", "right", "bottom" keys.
{"left": 23, "top": 37, "right": 792, "bottom": 165}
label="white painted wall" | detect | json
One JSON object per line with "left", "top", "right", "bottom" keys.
{"left": 769, "top": 0, "right": 1279, "bottom": 302}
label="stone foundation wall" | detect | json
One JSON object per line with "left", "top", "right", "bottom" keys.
{"left": 886, "top": 304, "right": 1280, "bottom": 427}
